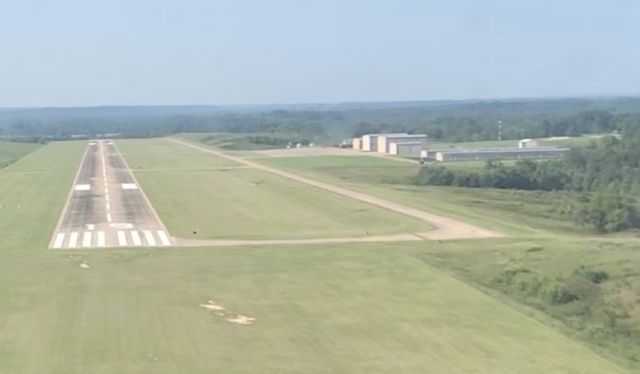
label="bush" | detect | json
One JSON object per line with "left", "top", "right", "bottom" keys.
{"left": 546, "top": 283, "right": 579, "bottom": 305}
{"left": 573, "top": 192, "right": 639, "bottom": 233}
{"left": 583, "top": 270, "right": 610, "bottom": 284}
{"left": 415, "top": 166, "right": 454, "bottom": 186}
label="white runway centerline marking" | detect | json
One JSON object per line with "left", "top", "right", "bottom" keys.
{"left": 107, "top": 213, "right": 112, "bottom": 223}
{"left": 82, "top": 232, "right": 92, "bottom": 248}
{"left": 68, "top": 232, "right": 79, "bottom": 248}
{"left": 97, "top": 231, "right": 106, "bottom": 247}
{"left": 106, "top": 202, "right": 111, "bottom": 211}
{"left": 117, "top": 231, "right": 128, "bottom": 246}
{"left": 53, "top": 233, "right": 65, "bottom": 249}
{"left": 157, "top": 231, "right": 171, "bottom": 246}
{"left": 130, "top": 231, "right": 142, "bottom": 246}
{"left": 74, "top": 184, "right": 91, "bottom": 191}
{"left": 143, "top": 230, "right": 156, "bottom": 246}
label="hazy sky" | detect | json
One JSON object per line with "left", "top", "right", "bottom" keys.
{"left": 1, "top": 0, "right": 639, "bottom": 107}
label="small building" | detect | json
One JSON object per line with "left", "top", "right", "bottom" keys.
{"left": 362, "top": 134, "right": 380, "bottom": 152}
{"left": 518, "top": 139, "right": 539, "bottom": 148}
{"left": 434, "top": 147, "right": 567, "bottom": 162}
{"left": 375, "top": 133, "right": 409, "bottom": 153}
{"left": 389, "top": 141, "right": 424, "bottom": 157}
{"left": 377, "top": 134, "right": 427, "bottom": 154}
{"left": 352, "top": 138, "right": 362, "bottom": 150}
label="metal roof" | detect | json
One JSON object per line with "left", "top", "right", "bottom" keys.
{"left": 435, "top": 147, "right": 567, "bottom": 155}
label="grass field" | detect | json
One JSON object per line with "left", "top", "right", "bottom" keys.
{"left": 0, "top": 141, "right": 42, "bottom": 169}
{"left": 118, "top": 139, "right": 428, "bottom": 239}
{"left": 260, "top": 155, "right": 578, "bottom": 236}
{"left": 0, "top": 139, "right": 632, "bottom": 373}
{"left": 253, "top": 150, "right": 640, "bottom": 368}
{"left": 118, "top": 138, "right": 239, "bottom": 169}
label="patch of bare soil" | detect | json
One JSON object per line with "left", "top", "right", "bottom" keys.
{"left": 199, "top": 300, "right": 225, "bottom": 311}
{"left": 226, "top": 315, "right": 256, "bottom": 325}
{"left": 199, "top": 300, "right": 256, "bottom": 325}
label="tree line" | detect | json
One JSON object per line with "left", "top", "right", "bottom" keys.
{"left": 415, "top": 123, "right": 640, "bottom": 233}
{"left": 1, "top": 98, "right": 640, "bottom": 143}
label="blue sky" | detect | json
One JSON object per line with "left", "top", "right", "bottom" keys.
{"left": 0, "top": 0, "right": 639, "bottom": 107}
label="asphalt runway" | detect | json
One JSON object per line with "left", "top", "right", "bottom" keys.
{"left": 50, "top": 140, "right": 172, "bottom": 249}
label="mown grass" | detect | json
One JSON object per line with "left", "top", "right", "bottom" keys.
{"left": 118, "top": 139, "right": 429, "bottom": 239}
{"left": 0, "top": 139, "right": 631, "bottom": 373}
{"left": 0, "top": 141, "right": 85, "bottom": 255}
{"left": 0, "top": 241, "right": 628, "bottom": 372}
{"left": 0, "top": 141, "right": 42, "bottom": 169}
{"left": 255, "top": 151, "right": 640, "bottom": 369}
{"left": 118, "top": 138, "right": 239, "bottom": 169}
{"left": 261, "top": 155, "right": 578, "bottom": 236}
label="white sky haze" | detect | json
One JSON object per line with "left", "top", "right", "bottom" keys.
{"left": 0, "top": 0, "right": 638, "bottom": 107}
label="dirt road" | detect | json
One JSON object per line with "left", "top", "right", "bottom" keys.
{"left": 169, "top": 138, "right": 503, "bottom": 240}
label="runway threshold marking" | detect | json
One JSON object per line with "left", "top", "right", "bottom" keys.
{"left": 53, "top": 233, "right": 65, "bottom": 249}
{"left": 117, "top": 231, "right": 127, "bottom": 246}
{"left": 97, "top": 231, "right": 106, "bottom": 247}
{"left": 82, "top": 232, "right": 92, "bottom": 248}
{"left": 143, "top": 230, "right": 156, "bottom": 246}
{"left": 68, "top": 232, "right": 79, "bottom": 248}
{"left": 131, "top": 230, "right": 142, "bottom": 246}
{"left": 157, "top": 230, "right": 171, "bottom": 246}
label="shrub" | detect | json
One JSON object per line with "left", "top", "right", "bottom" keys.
{"left": 584, "top": 270, "right": 610, "bottom": 284}
{"left": 546, "top": 283, "right": 578, "bottom": 305}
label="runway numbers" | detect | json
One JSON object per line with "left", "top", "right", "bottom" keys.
{"left": 131, "top": 230, "right": 142, "bottom": 246}
{"left": 117, "top": 231, "right": 128, "bottom": 246}
{"left": 143, "top": 230, "right": 156, "bottom": 246}
{"left": 157, "top": 230, "right": 171, "bottom": 246}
